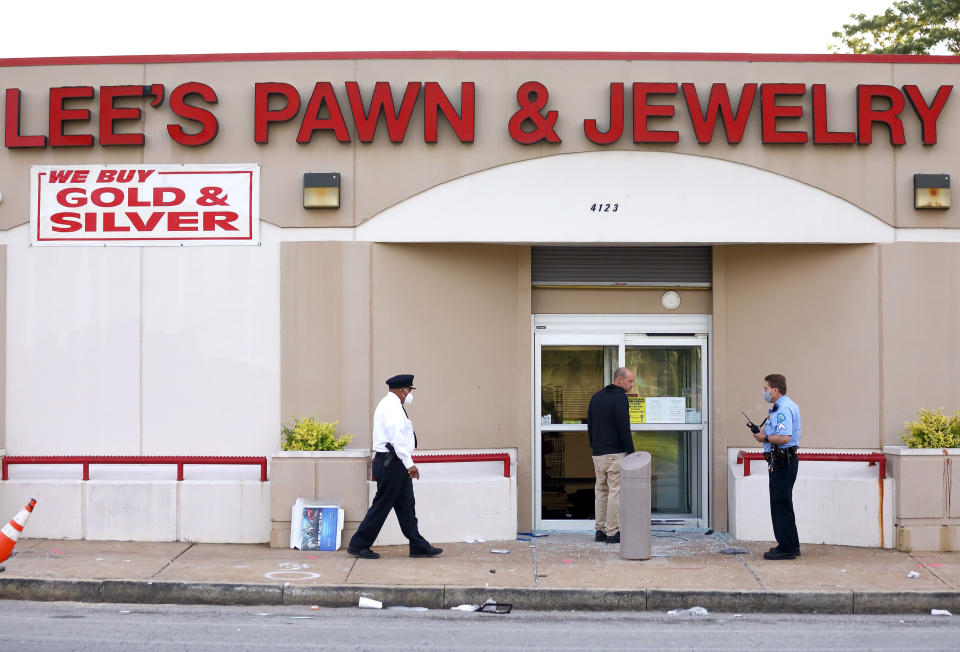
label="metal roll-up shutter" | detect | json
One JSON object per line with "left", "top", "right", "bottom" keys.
{"left": 531, "top": 246, "right": 712, "bottom": 287}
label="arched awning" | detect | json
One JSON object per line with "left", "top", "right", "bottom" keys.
{"left": 354, "top": 151, "right": 894, "bottom": 244}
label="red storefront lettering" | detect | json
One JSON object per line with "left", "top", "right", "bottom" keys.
{"left": 903, "top": 84, "right": 952, "bottom": 145}
{"left": 682, "top": 83, "right": 757, "bottom": 144}
{"left": 167, "top": 82, "right": 219, "bottom": 146}
{"left": 424, "top": 82, "right": 475, "bottom": 143}
{"left": 49, "top": 86, "right": 95, "bottom": 147}
{"left": 296, "top": 82, "right": 351, "bottom": 143}
{"left": 761, "top": 83, "right": 807, "bottom": 144}
{"left": 857, "top": 85, "right": 906, "bottom": 145}
{"left": 811, "top": 84, "right": 856, "bottom": 144}
{"left": 99, "top": 85, "right": 146, "bottom": 146}
{"left": 633, "top": 83, "right": 679, "bottom": 143}
{"left": 254, "top": 82, "right": 301, "bottom": 144}
{"left": 584, "top": 83, "right": 624, "bottom": 145}
{"left": 346, "top": 81, "right": 421, "bottom": 142}
{"left": 4, "top": 89, "right": 46, "bottom": 148}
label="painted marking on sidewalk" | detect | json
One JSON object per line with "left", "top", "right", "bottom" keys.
{"left": 265, "top": 561, "right": 320, "bottom": 581}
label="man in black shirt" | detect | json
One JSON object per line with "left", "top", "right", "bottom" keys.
{"left": 587, "top": 367, "right": 636, "bottom": 544}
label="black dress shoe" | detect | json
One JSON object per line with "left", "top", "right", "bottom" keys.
{"left": 604, "top": 531, "right": 620, "bottom": 544}
{"left": 768, "top": 546, "right": 801, "bottom": 557}
{"left": 595, "top": 531, "right": 606, "bottom": 542}
{"left": 410, "top": 546, "right": 443, "bottom": 558}
{"left": 763, "top": 549, "right": 796, "bottom": 560}
{"left": 347, "top": 546, "right": 380, "bottom": 559}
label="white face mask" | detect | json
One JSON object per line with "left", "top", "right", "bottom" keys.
{"left": 403, "top": 390, "right": 414, "bottom": 406}
{"left": 762, "top": 390, "right": 773, "bottom": 403}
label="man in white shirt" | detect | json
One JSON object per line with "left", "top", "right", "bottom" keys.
{"left": 347, "top": 374, "right": 443, "bottom": 559}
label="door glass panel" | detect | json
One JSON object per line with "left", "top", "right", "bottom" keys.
{"left": 540, "top": 346, "right": 618, "bottom": 426}
{"left": 625, "top": 346, "right": 702, "bottom": 423}
{"left": 540, "top": 431, "right": 595, "bottom": 519}
{"left": 540, "top": 345, "right": 617, "bottom": 521}
{"left": 630, "top": 431, "right": 700, "bottom": 514}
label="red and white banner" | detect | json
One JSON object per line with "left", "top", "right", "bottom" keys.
{"left": 30, "top": 164, "right": 260, "bottom": 245}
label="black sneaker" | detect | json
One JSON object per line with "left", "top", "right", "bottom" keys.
{"left": 347, "top": 546, "right": 380, "bottom": 559}
{"left": 604, "top": 532, "right": 620, "bottom": 544}
{"left": 763, "top": 549, "right": 796, "bottom": 560}
{"left": 595, "top": 531, "right": 606, "bottom": 542}
{"left": 410, "top": 546, "right": 443, "bottom": 558}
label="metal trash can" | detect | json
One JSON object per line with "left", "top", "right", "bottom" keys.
{"left": 619, "top": 451, "right": 651, "bottom": 560}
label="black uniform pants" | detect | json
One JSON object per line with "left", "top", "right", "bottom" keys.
{"left": 768, "top": 456, "right": 800, "bottom": 551}
{"left": 349, "top": 452, "right": 431, "bottom": 553}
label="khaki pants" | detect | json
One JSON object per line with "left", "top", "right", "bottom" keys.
{"left": 593, "top": 452, "right": 626, "bottom": 536}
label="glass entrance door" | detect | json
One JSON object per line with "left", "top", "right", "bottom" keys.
{"left": 625, "top": 336, "right": 706, "bottom": 523}
{"left": 538, "top": 336, "right": 619, "bottom": 526}
{"left": 534, "top": 316, "right": 710, "bottom": 531}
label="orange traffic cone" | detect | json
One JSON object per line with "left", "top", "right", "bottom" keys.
{"left": 0, "top": 498, "right": 37, "bottom": 567}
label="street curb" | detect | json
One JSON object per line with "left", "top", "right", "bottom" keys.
{"left": 284, "top": 584, "right": 445, "bottom": 608}
{"left": 1, "top": 578, "right": 959, "bottom": 614}
{"left": 102, "top": 580, "right": 283, "bottom": 606}
{"left": 443, "top": 587, "right": 647, "bottom": 611}
{"left": 854, "top": 591, "right": 960, "bottom": 614}
{"left": 0, "top": 578, "right": 102, "bottom": 603}
{"left": 646, "top": 589, "right": 853, "bottom": 614}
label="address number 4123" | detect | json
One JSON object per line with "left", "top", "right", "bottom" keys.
{"left": 590, "top": 203, "right": 619, "bottom": 212}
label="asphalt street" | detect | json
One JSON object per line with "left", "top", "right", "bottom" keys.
{"left": 2, "top": 600, "right": 960, "bottom": 651}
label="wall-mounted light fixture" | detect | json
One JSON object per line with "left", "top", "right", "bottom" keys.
{"left": 303, "top": 173, "right": 340, "bottom": 209}
{"left": 661, "top": 290, "right": 681, "bottom": 310}
{"left": 914, "top": 173, "right": 950, "bottom": 210}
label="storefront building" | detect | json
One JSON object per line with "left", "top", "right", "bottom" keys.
{"left": 0, "top": 52, "right": 958, "bottom": 548}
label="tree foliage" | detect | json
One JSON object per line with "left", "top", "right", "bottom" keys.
{"left": 831, "top": 0, "right": 960, "bottom": 54}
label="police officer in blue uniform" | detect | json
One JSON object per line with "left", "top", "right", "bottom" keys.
{"left": 750, "top": 373, "right": 802, "bottom": 560}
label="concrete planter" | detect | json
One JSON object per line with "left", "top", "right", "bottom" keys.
{"left": 883, "top": 446, "right": 960, "bottom": 552}
{"left": 269, "top": 450, "right": 370, "bottom": 548}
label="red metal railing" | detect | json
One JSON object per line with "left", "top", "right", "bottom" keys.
{"left": 1, "top": 456, "right": 268, "bottom": 481}
{"left": 412, "top": 453, "right": 512, "bottom": 477}
{"left": 736, "top": 450, "right": 886, "bottom": 479}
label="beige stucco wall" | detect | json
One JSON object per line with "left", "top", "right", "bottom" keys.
{"left": 880, "top": 243, "right": 960, "bottom": 444}
{"left": 370, "top": 243, "right": 533, "bottom": 527}
{"left": 2, "top": 56, "right": 959, "bottom": 232}
{"left": 532, "top": 287, "right": 712, "bottom": 314}
{"left": 713, "top": 243, "right": 882, "bottom": 528}
{"left": 281, "top": 242, "right": 533, "bottom": 527}
{"left": 280, "top": 241, "right": 373, "bottom": 441}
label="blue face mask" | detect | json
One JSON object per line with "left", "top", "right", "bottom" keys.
{"left": 762, "top": 390, "right": 773, "bottom": 403}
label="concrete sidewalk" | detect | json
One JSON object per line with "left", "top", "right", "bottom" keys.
{"left": 1, "top": 533, "right": 959, "bottom": 614}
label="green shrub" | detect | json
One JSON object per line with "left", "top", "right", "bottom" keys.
{"left": 900, "top": 408, "right": 960, "bottom": 449}
{"left": 281, "top": 417, "right": 353, "bottom": 451}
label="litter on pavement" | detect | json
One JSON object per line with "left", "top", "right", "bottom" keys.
{"left": 668, "top": 606, "right": 709, "bottom": 616}
{"left": 907, "top": 571, "right": 920, "bottom": 579}
{"left": 452, "top": 604, "right": 480, "bottom": 611}
{"left": 358, "top": 597, "right": 382, "bottom": 609}
{"left": 719, "top": 547, "right": 750, "bottom": 555}
{"left": 450, "top": 599, "right": 512, "bottom": 614}
{"left": 931, "top": 609, "right": 952, "bottom": 616}
{"left": 491, "top": 549, "right": 510, "bottom": 554}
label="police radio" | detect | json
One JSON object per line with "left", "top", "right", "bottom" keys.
{"left": 741, "top": 410, "right": 767, "bottom": 435}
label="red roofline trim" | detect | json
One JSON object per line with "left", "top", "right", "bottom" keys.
{"left": 1, "top": 50, "right": 958, "bottom": 67}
